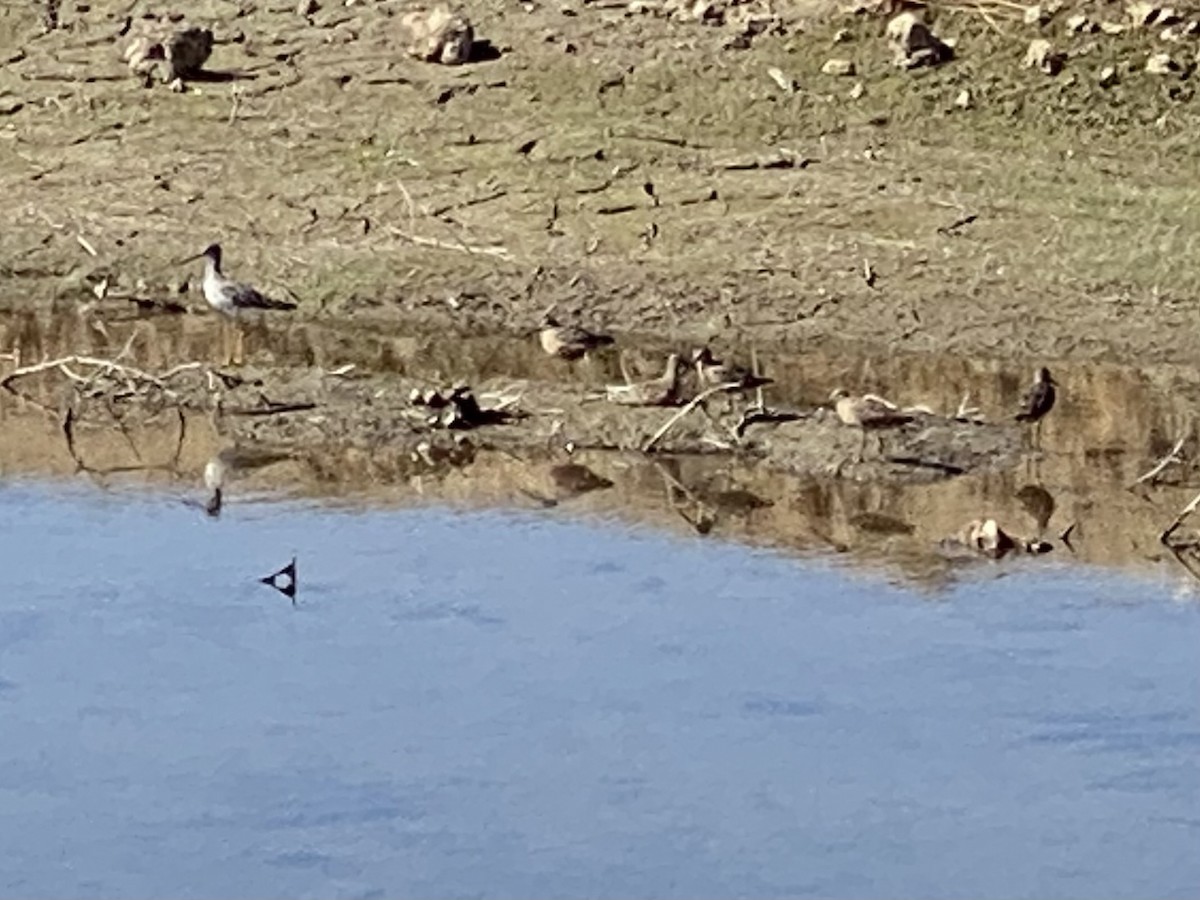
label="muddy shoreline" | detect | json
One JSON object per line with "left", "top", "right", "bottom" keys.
{"left": 6, "top": 0, "right": 1200, "bottom": 584}
{"left": 4, "top": 305, "right": 1200, "bottom": 590}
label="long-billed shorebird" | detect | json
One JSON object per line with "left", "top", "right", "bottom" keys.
{"left": 829, "top": 388, "right": 914, "bottom": 462}
{"left": 179, "top": 243, "right": 296, "bottom": 366}
{"left": 1014, "top": 366, "right": 1057, "bottom": 450}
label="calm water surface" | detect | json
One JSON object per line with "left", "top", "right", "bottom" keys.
{"left": 0, "top": 481, "right": 1198, "bottom": 899}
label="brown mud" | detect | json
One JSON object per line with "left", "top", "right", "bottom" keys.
{"left": 5, "top": 0, "right": 1200, "bottom": 584}
{"left": 4, "top": 306, "right": 1200, "bottom": 590}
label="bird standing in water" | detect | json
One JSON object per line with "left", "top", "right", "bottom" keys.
{"left": 180, "top": 243, "right": 296, "bottom": 366}
{"left": 1014, "top": 366, "right": 1057, "bottom": 450}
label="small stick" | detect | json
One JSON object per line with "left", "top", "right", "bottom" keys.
{"left": 394, "top": 177, "right": 418, "bottom": 236}
{"left": 225, "top": 401, "right": 318, "bottom": 417}
{"left": 387, "top": 227, "right": 511, "bottom": 259}
{"left": 1059, "top": 521, "right": 1077, "bottom": 551}
{"left": 1160, "top": 489, "right": 1200, "bottom": 545}
{"left": 1132, "top": 434, "right": 1188, "bottom": 488}
{"left": 596, "top": 204, "right": 638, "bottom": 215}
{"left": 428, "top": 189, "right": 508, "bottom": 219}
{"left": 643, "top": 382, "right": 740, "bottom": 452}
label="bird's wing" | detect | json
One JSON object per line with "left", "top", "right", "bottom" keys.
{"left": 229, "top": 281, "right": 296, "bottom": 311}
{"left": 861, "top": 396, "right": 912, "bottom": 425}
{"left": 563, "top": 324, "right": 612, "bottom": 347}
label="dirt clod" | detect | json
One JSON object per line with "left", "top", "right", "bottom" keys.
{"left": 1065, "top": 12, "right": 1093, "bottom": 32}
{"left": 398, "top": 5, "right": 475, "bottom": 65}
{"left": 1024, "top": 37, "right": 1065, "bottom": 74}
{"left": 1145, "top": 50, "right": 1177, "bottom": 74}
{"left": 122, "top": 18, "right": 213, "bottom": 86}
{"left": 822, "top": 56, "right": 856, "bottom": 75}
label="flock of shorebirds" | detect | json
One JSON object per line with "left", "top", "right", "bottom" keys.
{"left": 185, "top": 243, "right": 1059, "bottom": 456}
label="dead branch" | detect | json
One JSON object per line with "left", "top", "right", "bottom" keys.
{"left": 643, "top": 382, "right": 742, "bottom": 452}
{"left": 224, "top": 401, "right": 318, "bottom": 417}
{"left": 1160, "top": 489, "right": 1200, "bottom": 545}
{"left": 0, "top": 355, "right": 200, "bottom": 393}
{"left": 613, "top": 130, "right": 710, "bottom": 149}
{"left": 428, "top": 189, "right": 508, "bottom": 219}
{"left": 386, "top": 226, "right": 511, "bottom": 259}
{"left": 1132, "top": 434, "right": 1188, "bottom": 489}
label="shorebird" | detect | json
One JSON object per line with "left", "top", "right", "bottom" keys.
{"left": 691, "top": 347, "right": 773, "bottom": 392}
{"left": 604, "top": 353, "right": 682, "bottom": 406}
{"left": 829, "top": 388, "right": 914, "bottom": 462}
{"left": 538, "top": 313, "right": 615, "bottom": 362}
{"left": 1014, "top": 366, "right": 1057, "bottom": 449}
{"left": 179, "top": 243, "right": 297, "bottom": 366}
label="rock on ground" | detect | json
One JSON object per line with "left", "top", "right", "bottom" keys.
{"left": 122, "top": 17, "right": 214, "bottom": 86}
{"left": 398, "top": 5, "right": 475, "bottom": 64}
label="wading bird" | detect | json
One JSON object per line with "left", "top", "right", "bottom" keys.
{"left": 179, "top": 243, "right": 296, "bottom": 366}
{"left": 538, "top": 312, "right": 615, "bottom": 362}
{"left": 1014, "top": 366, "right": 1057, "bottom": 450}
{"left": 829, "top": 388, "right": 914, "bottom": 462}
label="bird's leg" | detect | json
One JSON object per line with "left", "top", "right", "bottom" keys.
{"left": 219, "top": 319, "right": 233, "bottom": 367}
{"left": 856, "top": 428, "right": 867, "bottom": 464}
{"left": 233, "top": 324, "right": 246, "bottom": 367}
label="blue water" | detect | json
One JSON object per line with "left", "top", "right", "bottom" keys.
{"left": 0, "top": 482, "right": 1198, "bottom": 899}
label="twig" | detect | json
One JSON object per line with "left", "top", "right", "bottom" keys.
{"left": 394, "top": 177, "right": 418, "bottom": 236}
{"left": 224, "top": 401, "right": 318, "bottom": 417}
{"left": 387, "top": 226, "right": 511, "bottom": 259}
{"left": 1160, "top": 490, "right": 1200, "bottom": 545}
{"left": 1132, "top": 434, "right": 1187, "bottom": 488}
{"left": 733, "top": 406, "right": 804, "bottom": 438}
{"left": 613, "top": 130, "right": 708, "bottom": 149}
{"left": 0, "top": 356, "right": 200, "bottom": 391}
{"left": 937, "top": 213, "right": 979, "bottom": 236}
{"left": 1059, "top": 521, "right": 1076, "bottom": 552}
{"left": 643, "top": 382, "right": 740, "bottom": 452}
{"left": 62, "top": 405, "right": 83, "bottom": 470}
{"left": 596, "top": 204, "right": 638, "bottom": 215}
{"left": 884, "top": 455, "right": 967, "bottom": 476}
{"left": 428, "top": 189, "right": 508, "bottom": 219}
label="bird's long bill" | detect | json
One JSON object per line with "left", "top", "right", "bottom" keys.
{"left": 174, "top": 251, "right": 206, "bottom": 265}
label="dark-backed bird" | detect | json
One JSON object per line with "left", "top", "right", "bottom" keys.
{"left": 829, "top": 388, "right": 914, "bottom": 462}
{"left": 179, "top": 243, "right": 296, "bottom": 365}
{"left": 1014, "top": 366, "right": 1057, "bottom": 424}
{"left": 538, "top": 314, "right": 615, "bottom": 361}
